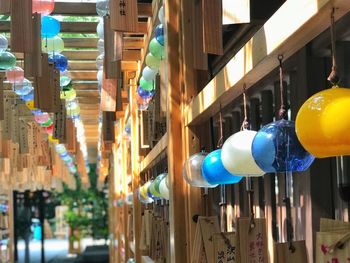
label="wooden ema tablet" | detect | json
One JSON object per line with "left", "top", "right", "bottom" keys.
{"left": 24, "top": 13, "right": 42, "bottom": 78}
{"left": 238, "top": 218, "right": 268, "bottom": 263}
{"left": 10, "top": 105, "right": 20, "bottom": 143}
{"left": 213, "top": 232, "right": 239, "bottom": 263}
{"left": 19, "top": 119, "right": 29, "bottom": 154}
{"left": 274, "top": 241, "right": 308, "bottom": 263}
{"left": 101, "top": 75, "right": 118, "bottom": 112}
{"left": 35, "top": 53, "right": 50, "bottom": 109}
{"left": 53, "top": 100, "right": 67, "bottom": 143}
{"left": 202, "top": 0, "right": 223, "bottom": 55}
{"left": 114, "top": 31, "right": 123, "bottom": 61}
{"left": 76, "top": 146, "right": 87, "bottom": 181}
{"left": 102, "top": 111, "right": 116, "bottom": 143}
{"left": 10, "top": 0, "right": 33, "bottom": 53}
{"left": 192, "top": 216, "right": 221, "bottom": 263}
{"left": 110, "top": 0, "right": 138, "bottom": 33}
{"left": 103, "top": 16, "right": 119, "bottom": 79}
{"left": 66, "top": 118, "right": 77, "bottom": 153}
{"left": 2, "top": 97, "right": 12, "bottom": 140}
{"left": 37, "top": 63, "right": 60, "bottom": 113}
{"left": 189, "top": 0, "right": 208, "bottom": 70}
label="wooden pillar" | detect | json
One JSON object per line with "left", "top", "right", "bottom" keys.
{"left": 165, "top": 0, "right": 189, "bottom": 261}
{"left": 130, "top": 78, "right": 141, "bottom": 262}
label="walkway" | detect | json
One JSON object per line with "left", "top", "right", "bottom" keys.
{"left": 18, "top": 239, "right": 70, "bottom": 263}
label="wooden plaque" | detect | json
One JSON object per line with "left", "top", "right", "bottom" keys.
{"left": 202, "top": 0, "right": 223, "bottom": 55}
{"left": 53, "top": 100, "right": 67, "bottom": 142}
{"left": 19, "top": 119, "right": 29, "bottom": 155}
{"left": 101, "top": 76, "right": 117, "bottom": 112}
{"left": 110, "top": 0, "right": 138, "bottom": 32}
{"left": 35, "top": 54, "right": 50, "bottom": 109}
{"left": 102, "top": 111, "right": 115, "bottom": 143}
{"left": 10, "top": 0, "right": 33, "bottom": 53}
{"left": 192, "top": 0, "right": 208, "bottom": 70}
{"left": 24, "top": 13, "right": 42, "bottom": 78}
{"left": 274, "top": 241, "right": 308, "bottom": 263}
{"left": 66, "top": 119, "right": 77, "bottom": 153}
{"left": 213, "top": 232, "right": 240, "bottom": 263}
{"left": 103, "top": 16, "right": 119, "bottom": 79}
{"left": 238, "top": 218, "right": 269, "bottom": 263}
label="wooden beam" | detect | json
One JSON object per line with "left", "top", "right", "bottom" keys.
{"left": 123, "top": 50, "right": 141, "bottom": 61}
{"left": 123, "top": 37, "right": 144, "bottom": 49}
{"left": 53, "top": 2, "right": 96, "bottom": 15}
{"left": 165, "top": 0, "right": 188, "bottom": 262}
{"left": 68, "top": 60, "right": 138, "bottom": 71}
{"left": 70, "top": 70, "right": 97, "bottom": 81}
{"left": 186, "top": 0, "right": 350, "bottom": 126}
{"left": 140, "top": 133, "right": 168, "bottom": 172}
{"left": 69, "top": 61, "right": 97, "bottom": 70}
{"left": 73, "top": 81, "right": 98, "bottom": 90}
{"left": 76, "top": 97, "right": 100, "bottom": 104}
{"left": 62, "top": 37, "right": 144, "bottom": 49}
{"left": 0, "top": 21, "right": 148, "bottom": 34}
{"left": 15, "top": 50, "right": 139, "bottom": 61}
{"left": 64, "top": 38, "right": 98, "bottom": 48}
{"left": 137, "top": 3, "right": 152, "bottom": 17}
{"left": 76, "top": 90, "right": 100, "bottom": 97}
{"left": 53, "top": 2, "right": 152, "bottom": 16}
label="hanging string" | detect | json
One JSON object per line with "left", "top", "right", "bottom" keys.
{"left": 217, "top": 104, "right": 224, "bottom": 148}
{"left": 284, "top": 171, "right": 295, "bottom": 252}
{"left": 278, "top": 55, "right": 286, "bottom": 119}
{"left": 248, "top": 183, "right": 255, "bottom": 230}
{"left": 327, "top": 8, "right": 339, "bottom": 85}
{"left": 240, "top": 84, "right": 249, "bottom": 130}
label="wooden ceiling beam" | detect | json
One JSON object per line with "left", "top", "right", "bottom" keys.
{"left": 53, "top": 2, "right": 152, "bottom": 17}
{"left": 0, "top": 21, "right": 148, "bottom": 34}
{"left": 70, "top": 70, "right": 98, "bottom": 80}
{"left": 76, "top": 90, "right": 100, "bottom": 97}
{"left": 123, "top": 50, "right": 141, "bottom": 61}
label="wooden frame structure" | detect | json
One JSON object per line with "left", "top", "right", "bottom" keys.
{"left": 107, "top": 0, "right": 350, "bottom": 262}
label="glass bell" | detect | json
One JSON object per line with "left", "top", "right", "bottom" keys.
{"left": 0, "top": 52, "right": 16, "bottom": 70}
{"left": 252, "top": 119, "right": 315, "bottom": 173}
{"left": 183, "top": 152, "right": 218, "bottom": 188}
{"left": 149, "top": 38, "right": 165, "bottom": 59}
{"left": 48, "top": 53, "right": 68, "bottom": 72}
{"left": 155, "top": 24, "right": 164, "bottom": 46}
{"left": 41, "top": 16, "right": 60, "bottom": 38}
{"left": 221, "top": 130, "right": 265, "bottom": 176}
{"left": 137, "top": 86, "right": 155, "bottom": 99}
{"left": 149, "top": 173, "right": 167, "bottom": 197}
{"left": 159, "top": 177, "right": 169, "bottom": 200}
{"left": 202, "top": 149, "right": 243, "bottom": 185}
{"left": 296, "top": 86, "right": 350, "bottom": 158}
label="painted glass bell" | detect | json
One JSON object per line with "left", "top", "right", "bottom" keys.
{"left": 221, "top": 130, "right": 265, "bottom": 176}
{"left": 202, "top": 149, "right": 243, "bottom": 185}
{"left": 296, "top": 86, "right": 350, "bottom": 158}
{"left": 252, "top": 119, "right": 315, "bottom": 173}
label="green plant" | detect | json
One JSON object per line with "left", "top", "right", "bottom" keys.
{"left": 56, "top": 164, "right": 108, "bottom": 241}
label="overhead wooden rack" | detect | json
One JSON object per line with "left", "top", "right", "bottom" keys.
{"left": 185, "top": 0, "right": 350, "bottom": 127}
